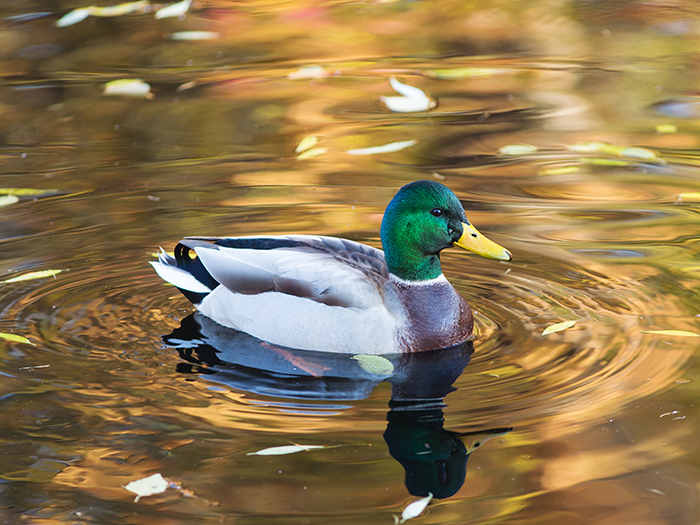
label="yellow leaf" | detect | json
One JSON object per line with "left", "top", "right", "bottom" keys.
{"left": 0, "top": 195, "right": 19, "bottom": 207}
{"left": 642, "top": 330, "right": 699, "bottom": 337}
{"left": 295, "top": 135, "right": 319, "bottom": 153}
{"left": 296, "top": 147, "right": 327, "bottom": 160}
{"left": 352, "top": 354, "right": 394, "bottom": 376}
{"left": 677, "top": 192, "right": 700, "bottom": 202}
{"left": 656, "top": 124, "right": 677, "bottom": 133}
{"left": 582, "top": 158, "right": 629, "bottom": 167}
{"left": 499, "top": 144, "right": 537, "bottom": 155}
{"left": 427, "top": 67, "right": 506, "bottom": 79}
{"left": 542, "top": 320, "right": 576, "bottom": 336}
{"left": 539, "top": 166, "right": 580, "bottom": 176}
{"left": 0, "top": 333, "right": 34, "bottom": 345}
{"left": 2, "top": 269, "right": 63, "bottom": 283}
{"left": 0, "top": 188, "right": 59, "bottom": 196}
{"left": 568, "top": 141, "right": 622, "bottom": 155}
{"left": 478, "top": 365, "right": 521, "bottom": 378}
{"left": 89, "top": 1, "right": 149, "bottom": 17}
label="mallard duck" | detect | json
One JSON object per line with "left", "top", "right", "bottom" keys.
{"left": 151, "top": 180, "right": 511, "bottom": 354}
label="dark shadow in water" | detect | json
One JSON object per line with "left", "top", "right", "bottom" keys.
{"left": 163, "top": 313, "right": 512, "bottom": 498}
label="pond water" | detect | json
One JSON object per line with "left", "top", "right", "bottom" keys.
{"left": 1, "top": 1, "right": 699, "bottom": 523}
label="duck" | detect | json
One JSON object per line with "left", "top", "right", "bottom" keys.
{"left": 150, "top": 180, "right": 511, "bottom": 354}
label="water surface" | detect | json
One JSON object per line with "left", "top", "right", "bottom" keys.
{"left": 1, "top": 1, "right": 699, "bottom": 524}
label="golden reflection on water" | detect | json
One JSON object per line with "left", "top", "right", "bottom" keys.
{"left": 1, "top": 0, "right": 700, "bottom": 523}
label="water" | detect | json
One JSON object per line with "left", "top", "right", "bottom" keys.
{"left": 1, "top": 1, "right": 699, "bottom": 523}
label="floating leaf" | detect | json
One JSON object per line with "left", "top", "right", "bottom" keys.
{"left": 499, "top": 144, "right": 537, "bottom": 155}
{"left": 542, "top": 320, "right": 576, "bottom": 336}
{"left": 677, "top": 192, "right": 700, "bottom": 202}
{"left": 460, "top": 427, "right": 513, "bottom": 454}
{"left": 381, "top": 77, "right": 435, "bottom": 112}
{"left": 0, "top": 188, "right": 59, "bottom": 196}
{"left": 295, "top": 135, "right": 319, "bottom": 153}
{"left": 568, "top": 141, "right": 659, "bottom": 161}
{"left": 347, "top": 139, "right": 416, "bottom": 156}
{"left": 2, "top": 269, "right": 63, "bottom": 284}
{"left": 427, "top": 67, "right": 506, "bottom": 79}
{"left": 56, "top": 7, "right": 91, "bottom": 27}
{"left": 124, "top": 473, "right": 169, "bottom": 502}
{"left": 155, "top": 0, "right": 191, "bottom": 19}
{"left": 396, "top": 493, "right": 433, "bottom": 524}
{"left": 567, "top": 141, "right": 619, "bottom": 154}
{"left": 246, "top": 444, "right": 326, "bottom": 456}
{"left": 539, "top": 166, "right": 580, "bottom": 176}
{"left": 170, "top": 31, "right": 219, "bottom": 41}
{"left": 479, "top": 365, "right": 521, "bottom": 378}
{"left": 352, "top": 354, "right": 394, "bottom": 376}
{"left": 90, "top": 1, "right": 149, "bottom": 17}
{"left": 619, "top": 147, "right": 658, "bottom": 161}
{"left": 582, "top": 158, "right": 629, "bottom": 167}
{"left": 641, "top": 330, "right": 699, "bottom": 337}
{"left": 0, "top": 195, "right": 19, "bottom": 207}
{"left": 296, "top": 147, "right": 327, "bottom": 160}
{"left": 0, "top": 333, "right": 34, "bottom": 345}
{"left": 288, "top": 65, "right": 329, "bottom": 80}
{"left": 104, "top": 79, "right": 152, "bottom": 98}
{"left": 656, "top": 124, "right": 677, "bottom": 133}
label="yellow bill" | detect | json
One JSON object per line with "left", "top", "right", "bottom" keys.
{"left": 454, "top": 222, "right": 511, "bottom": 261}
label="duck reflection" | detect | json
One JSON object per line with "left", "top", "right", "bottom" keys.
{"left": 164, "top": 313, "right": 512, "bottom": 498}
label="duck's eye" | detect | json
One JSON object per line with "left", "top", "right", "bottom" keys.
{"left": 430, "top": 208, "right": 444, "bottom": 217}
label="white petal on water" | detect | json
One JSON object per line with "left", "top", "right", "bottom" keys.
{"left": 346, "top": 139, "right": 416, "bottom": 156}
{"left": 295, "top": 135, "right": 319, "bottom": 153}
{"left": 247, "top": 444, "right": 326, "bottom": 456}
{"left": 155, "top": 0, "right": 191, "bottom": 19}
{"left": 399, "top": 492, "right": 433, "bottom": 523}
{"left": 499, "top": 144, "right": 538, "bottom": 155}
{"left": 381, "top": 77, "right": 435, "bottom": 112}
{"left": 288, "top": 65, "right": 329, "bottom": 80}
{"left": 352, "top": 354, "right": 394, "bottom": 376}
{"left": 124, "top": 473, "right": 169, "bottom": 502}
{"left": 170, "top": 31, "right": 220, "bottom": 41}
{"left": 56, "top": 7, "right": 91, "bottom": 27}
{"left": 0, "top": 195, "right": 19, "bottom": 207}
{"left": 542, "top": 320, "right": 576, "bottom": 336}
{"left": 388, "top": 77, "right": 425, "bottom": 99}
{"left": 104, "top": 79, "right": 152, "bottom": 98}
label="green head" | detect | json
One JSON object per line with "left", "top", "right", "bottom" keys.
{"left": 380, "top": 181, "right": 511, "bottom": 281}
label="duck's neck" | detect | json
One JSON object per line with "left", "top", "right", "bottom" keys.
{"left": 382, "top": 233, "right": 443, "bottom": 281}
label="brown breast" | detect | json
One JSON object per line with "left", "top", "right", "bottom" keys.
{"left": 389, "top": 278, "right": 473, "bottom": 352}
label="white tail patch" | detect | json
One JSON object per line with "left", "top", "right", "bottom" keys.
{"left": 150, "top": 261, "right": 211, "bottom": 293}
